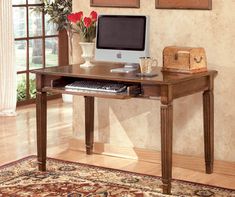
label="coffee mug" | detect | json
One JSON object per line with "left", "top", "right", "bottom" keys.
{"left": 139, "top": 57, "right": 158, "bottom": 74}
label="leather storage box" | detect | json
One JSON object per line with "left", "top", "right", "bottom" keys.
{"left": 163, "top": 46, "right": 207, "bottom": 73}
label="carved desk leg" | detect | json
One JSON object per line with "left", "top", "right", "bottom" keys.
{"left": 161, "top": 102, "right": 173, "bottom": 194}
{"left": 203, "top": 90, "right": 214, "bottom": 174}
{"left": 36, "top": 91, "right": 47, "bottom": 171}
{"left": 84, "top": 96, "right": 95, "bottom": 155}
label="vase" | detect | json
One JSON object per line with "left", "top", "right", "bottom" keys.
{"left": 79, "top": 42, "right": 95, "bottom": 68}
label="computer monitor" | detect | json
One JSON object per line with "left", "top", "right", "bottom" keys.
{"left": 95, "top": 15, "right": 149, "bottom": 73}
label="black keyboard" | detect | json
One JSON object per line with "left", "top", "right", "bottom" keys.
{"left": 65, "top": 80, "right": 127, "bottom": 93}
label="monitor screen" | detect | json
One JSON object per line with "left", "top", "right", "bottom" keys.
{"left": 95, "top": 15, "right": 149, "bottom": 65}
{"left": 97, "top": 15, "right": 146, "bottom": 51}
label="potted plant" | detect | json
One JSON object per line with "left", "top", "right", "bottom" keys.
{"left": 36, "top": 0, "right": 72, "bottom": 31}
{"left": 34, "top": 0, "right": 72, "bottom": 65}
{"left": 67, "top": 11, "right": 98, "bottom": 67}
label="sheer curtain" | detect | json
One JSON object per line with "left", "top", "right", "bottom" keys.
{"left": 0, "top": 0, "right": 17, "bottom": 116}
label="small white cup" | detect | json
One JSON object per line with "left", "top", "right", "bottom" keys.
{"left": 139, "top": 57, "right": 158, "bottom": 74}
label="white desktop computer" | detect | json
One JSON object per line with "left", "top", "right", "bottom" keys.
{"left": 95, "top": 15, "right": 149, "bottom": 73}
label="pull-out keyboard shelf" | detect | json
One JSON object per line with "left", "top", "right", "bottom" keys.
{"left": 46, "top": 77, "right": 141, "bottom": 99}
{"left": 43, "top": 86, "right": 138, "bottom": 99}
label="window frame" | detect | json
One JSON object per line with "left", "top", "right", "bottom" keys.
{"left": 13, "top": 1, "right": 69, "bottom": 106}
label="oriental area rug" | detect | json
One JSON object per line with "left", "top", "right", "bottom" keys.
{"left": 0, "top": 156, "right": 234, "bottom": 197}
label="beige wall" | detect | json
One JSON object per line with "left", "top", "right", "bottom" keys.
{"left": 72, "top": 0, "right": 235, "bottom": 162}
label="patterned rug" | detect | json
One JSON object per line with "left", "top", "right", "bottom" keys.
{"left": 0, "top": 156, "right": 234, "bottom": 197}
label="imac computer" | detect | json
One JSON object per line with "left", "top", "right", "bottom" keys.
{"left": 95, "top": 15, "right": 149, "bottom": 73}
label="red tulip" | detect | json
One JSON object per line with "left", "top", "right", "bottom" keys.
{"left": 84, "top": 17, "right": 92, "bottom": 28}
{"left": 67, "top": 11, "right": 83, "bottom": 23}
{"left": 90, "top": 11, "right": 98, "bottom": 21}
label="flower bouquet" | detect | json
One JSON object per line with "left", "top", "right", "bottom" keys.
{"left": 67, "top": 11, "right": 98, "bottom": 67}
{"left": 67, "top": 11, "right": 98, "bottom": 42}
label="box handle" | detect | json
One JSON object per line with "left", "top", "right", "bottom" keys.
{"left": 175, "top": 51, "right": 190, "bottom": 60}
{"left": 194, "top": 56, "right": 203, "bottom": 63}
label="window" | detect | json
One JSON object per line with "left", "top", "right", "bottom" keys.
{"left": 13, "top": 0, "right": 68, "bottom": 105}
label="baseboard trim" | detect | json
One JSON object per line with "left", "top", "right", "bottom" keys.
{"left": 69, "top": 138, "right": 235, "bottom": 176}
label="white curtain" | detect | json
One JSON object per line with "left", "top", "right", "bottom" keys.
{"left": 0, "top": 0, "right": 17, "bottom": 116}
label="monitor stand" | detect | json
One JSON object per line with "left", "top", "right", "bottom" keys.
{"left": 110, "top": 63, "right": 139, "bottom": 73}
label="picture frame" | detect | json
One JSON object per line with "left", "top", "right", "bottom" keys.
{"left": 155, "top": 0, "right": 212, "bottom": 10}
{"left": 90, "top": 0, "right": 140, "bottom": 8}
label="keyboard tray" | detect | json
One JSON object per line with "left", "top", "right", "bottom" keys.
{"left": 48, "top": 77, "right": 141, "bottom": 99}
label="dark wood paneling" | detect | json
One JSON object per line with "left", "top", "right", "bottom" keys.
{"left": 36, "top": 74, "right": 47, "bottom": 171}
{"left": 156, "top": 0, "right": 212, "bottom": 10}
{"left": 161, "top": 103, "right": 173, "bottom": 194}
{"left": 84, "top": 96, "right": 95, "bottom": 155}
{"left": 203, "top": 90, "right": 214, "bottom": 174}
{"left": 58, "top": 29, "right": 69, "bottom": 66}
{"left": 141, "top": 85, "right": 161, "bottom": 97}
{"left": 90, "top": 0, "right": 140, "bottom": 8}
{"left": 172, "top": 77, "right": 209, "bottom": 99}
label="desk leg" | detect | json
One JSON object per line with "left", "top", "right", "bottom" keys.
{"left": 161, "top": 103, "right": 173, "bottom": 194}
{"left": 84, "top": 96, "right": 94, "bottom": 155}
{"left": 36, "top": 91, "right": 47, "bottom": 171}
{"left": 203, "top": 90, "right": 214, "bottom": 174}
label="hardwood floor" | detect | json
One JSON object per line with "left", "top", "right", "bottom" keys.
{"left": 0, "top": 99, "right": 234, "bottom": 190}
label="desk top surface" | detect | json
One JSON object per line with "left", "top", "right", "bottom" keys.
{"left": 32, "top": 62, "right": 217, "bottom": 85}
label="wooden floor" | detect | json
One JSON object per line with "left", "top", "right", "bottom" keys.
{"left": 0, "top": 99, "right": 234, "bottom": 190}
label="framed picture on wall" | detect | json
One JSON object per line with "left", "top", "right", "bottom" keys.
{"left": 155, "top": 0, "right": 212, "bottom": 10}
{"left": 90, "top": 0, "right": 140, "bottom": 8}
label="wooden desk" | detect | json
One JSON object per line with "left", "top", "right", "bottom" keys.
{"left": 33, "top": 63, "right": 217, "bottom": 195}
